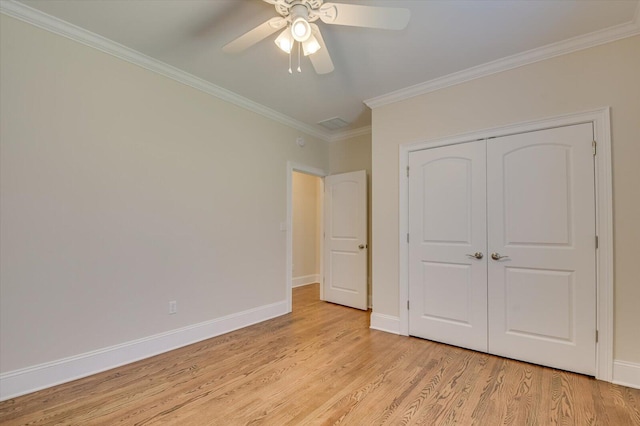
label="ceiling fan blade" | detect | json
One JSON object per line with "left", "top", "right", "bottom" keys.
{"left": 309, "top": 24, "right": 334, "bottom": 75}
{"left": 223, "top": 17, "right": 286, "bottom": 53}
{"left": 319, "top": 3, "right": 410, "bottom": 30}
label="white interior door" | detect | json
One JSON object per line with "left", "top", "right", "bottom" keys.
{"left": 323, "top": 170, "right": 367, "bottom": 310}
{"left": 487, "top": 123, "right": 596, "bottom": 375}
{"left": 407, "top": 123, "right": 597, "bottom": 375}
{"left": 408, "top": 141, "right": 488, "bottom": 352}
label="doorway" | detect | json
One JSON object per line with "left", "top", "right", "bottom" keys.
{"left": 292, "top": 170, "right": 322, "bottom": 307}
{"left": 286, "top": 162, "right": 326, "bottom": 312}
{"left": 286, "top": 163, "right": 369, "bottom": 313}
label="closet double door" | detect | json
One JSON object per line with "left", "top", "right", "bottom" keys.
{"left": 408, "top": 123, "right": 597, "bottom": 375}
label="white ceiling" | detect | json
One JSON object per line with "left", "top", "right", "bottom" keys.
{"left": 9, "top": 0, "right": 640, "bottom": 138}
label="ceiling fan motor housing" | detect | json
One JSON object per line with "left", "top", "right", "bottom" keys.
{"left": 275, "top": 0, "right": 323, "bottom": 21}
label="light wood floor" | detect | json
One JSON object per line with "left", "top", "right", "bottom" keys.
{"left": 1, "top": 284, "right": 639, "bottom": 425}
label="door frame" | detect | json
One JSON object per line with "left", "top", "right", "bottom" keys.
{"left": 286, "top": 162, "right": 327, "bottom": 313}
{"left": 398, "top": 107, "right": 614, "bottom": 381}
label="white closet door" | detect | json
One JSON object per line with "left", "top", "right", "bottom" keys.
{"left": 408, "top": 141, "right": 488, "bottom": 352}
{"left": 487, "top": 123, "right": 596, "bottom": 375}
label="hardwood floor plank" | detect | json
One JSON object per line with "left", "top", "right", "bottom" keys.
{"left": 1, "top": 284, "right": 639, "bottom": 425}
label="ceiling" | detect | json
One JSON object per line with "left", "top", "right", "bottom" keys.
{"left": 8, "top": 0, "right": 640, "bottom": 139}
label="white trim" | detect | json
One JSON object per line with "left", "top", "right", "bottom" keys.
{"left": 329, "top": 126, "right": 372, "bottom": 142}
{"left": 398, "top": 145, "right": 410, "bottom": 336}
{"left": 0, "top": 300, "right": 288, "bottom": 401}
{"left": 613, "top": 360, "right": 640, "bottom": 390}
{"left": 593, "top": 109, "right": 615, "bottom": 382}
{"left": 0, "top": 0, "right": 331, "bottom": 142}
{"left": 286, "top": 162, "right": 327, "bottom": 312}
{"left": 365, "top": 8, "right": 640, "bottom": 108}
{"left": 370, "top": 313, "right": 401, "bottom": 335}
{"left": 292, "top": 274, "right": 320, "bottom": 288}
{"left": 398, "top": 108, "right": 614, "bottom": 382}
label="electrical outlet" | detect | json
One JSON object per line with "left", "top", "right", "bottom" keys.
{"left": 169, "top": 301, "right": 177, "bottom": 315}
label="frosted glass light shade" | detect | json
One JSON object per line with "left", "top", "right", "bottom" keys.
{"left": 302, "top": 35, "right": 321, "bottom": 56}
{"left": 274, "top": 28, "right": 294, "bottom": 53}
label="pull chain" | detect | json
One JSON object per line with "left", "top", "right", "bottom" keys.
{"left": 297, "top": 41, "right": 302, "bottom": 72}
{"left": 288, "top": 42, "right": 292, "bottom": 74}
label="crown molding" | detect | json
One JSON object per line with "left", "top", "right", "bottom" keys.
{"left": 0, "top": 0, "right": 332, "bottom": 141}
{"left": 329, "top": 126, "right": 372, "bottom": 142}
{"left": 4, "top": 1, "right": 638, "bottom": 138}
{"left": 365, "top": 3, "right": 640, "bottom": 109}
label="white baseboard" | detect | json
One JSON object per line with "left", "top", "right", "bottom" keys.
{"left": 0, "top": 300, "right": 288, "bottom": 401}
{"left": 612, "top": 360, "right": 640, "bottom": 389}
{"left": 292, "top": 274, "right": 320, "bottom": 288}
{"left": 370, "top": 313, "right": 401, "bottom": 335}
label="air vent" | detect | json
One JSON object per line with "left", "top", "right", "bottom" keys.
{"left": 318, "top": 117, "right": 350, "bottom": 131}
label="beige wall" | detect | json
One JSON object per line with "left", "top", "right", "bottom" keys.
{"left": 329, "top": 133, "right": 373, "bottom": 301}
{"left": 371, "top": 35, "right": 640, "bottom": 362}
{"left": 0, "top": 15, "right": 329, "bottom": 373}
{"left": 292, "top": 172, "right": 320, "bottom": 280}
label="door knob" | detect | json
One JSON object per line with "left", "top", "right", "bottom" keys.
{"left": 466, "top": 252, "right": 483, "bottom": 260}
{"left": 491, "top": 253, "right": 509, "bottom": 261}
{"left": 358, "top": 244, "right": 367, "bottom": 249}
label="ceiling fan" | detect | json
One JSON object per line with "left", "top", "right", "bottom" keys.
{"left": 223, "top": 0, "right": 410, "bottom": 74}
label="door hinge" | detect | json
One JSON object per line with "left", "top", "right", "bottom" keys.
{"left": 596, "top": 330, "right": 599, "bottom": 343}
{"left": 592, "top": 140, "right": 597, "bottom": 156}
{"left": 407, "top": 300, "right": 410, "bottom": 310}
{"left": 407, "top": 233, "right": 409, "bottom": 243}
{"left": 406, "top": 166, "right": 410, "bottom": 177}
{"left": 595, "top": 235, "right": 599, "bottom": 249}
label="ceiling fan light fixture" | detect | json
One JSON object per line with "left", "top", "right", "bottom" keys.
{"left": 224, "top": 0, "right": 411, "bottom": 75}
{"left": 302, "top": 34, "right": 321, "bottom": 56}
{"left": 274, "top": 28, "right": 294, "bottom": 53}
